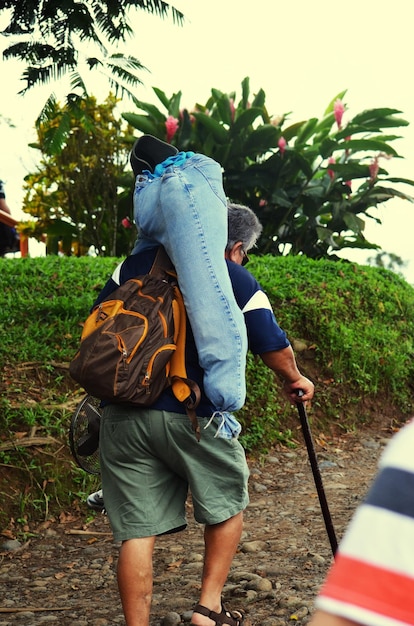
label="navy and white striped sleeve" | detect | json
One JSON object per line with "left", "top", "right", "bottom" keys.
{"left": 227, "top": 261, "right": 290, "bottom": 355}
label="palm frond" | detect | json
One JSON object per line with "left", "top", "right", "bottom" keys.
{"left": 86, "top": 57, "right": 103, "bottom": 70}
{"left": 83, "top": 53, "right": 146, "bottom": 93}
{"left": 35, "top": 93, "right": 59, "bottom": 126}
{"left": 2, "top": 0, "right": 185, "bottom": 97}
{"left": 18, "top": 54, "right": 79, "bottom": 95}
{"left": 0, "top": 0, "right": 38, "bottom": 34}
{"left": 69, "top": 71, "right": 89, "bottom": 96}
{"left": 62, "top": 2, "right": 96, "bottom": 40}
{"left": 3, "top": 41, "right": 55, "bottom": 64}
{"left": 106, "top": 53, "right": 147, "bottom": 73}
{"left": 107, "top": 65, "right": 145, "bottom": 88}
{"left": 170, "top": 5, "right": 185, "bottom": 25}
{"left": 100, "top": 71, "right": 143, "bottom": 101}
{"left": 124, "top": 0, "right": 185, "bottom": 24}
{"left": 92, "top": 2, "right": 132, "bottom": 45}
{"left": 18, "top": 65, "right": 55, "bottom": 94}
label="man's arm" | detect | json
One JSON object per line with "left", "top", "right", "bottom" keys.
{"left": 260, "top": 346, "right": 314, "bottom": 403}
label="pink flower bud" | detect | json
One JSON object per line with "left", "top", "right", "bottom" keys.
{"left": 334, "top": 99, "right": 345, "bottom": 129}
{"left": 369, "top": 157, "right": 379, "bottom": 182}
{"left": 327, "top": 156, "right": 336, "bottom": 179}
{"left": 121, "top": 217, "right": 132, "bottom": 229}
{"left": 278, "top": 136, "right": 287, "bottom": 156}
{"left": 165, "top": 115, "right": 179, "bottom": 143}
{"left": 229, "top": 98, "right": 235, "bottom": 122}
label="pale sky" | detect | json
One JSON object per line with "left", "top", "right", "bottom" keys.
{"left": 1, "top": 0, "right": 414, "bottom": 281}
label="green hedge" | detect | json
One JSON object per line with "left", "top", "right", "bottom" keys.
{"left": 1, "top": 254, "right": 414, "bottom": 450}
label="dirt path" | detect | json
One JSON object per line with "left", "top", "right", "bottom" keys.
{"left": 0, "top": 429, "right": 391, "bottom": 626}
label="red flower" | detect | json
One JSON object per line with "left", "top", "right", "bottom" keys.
{"left": 121, "top": 217, "right": 133, "bottom": 229}
{"left": 334, "top": 99, "right": 345, "bottom": 129}
{"left": 278, "top": 136, "right": 287, "bottom": 156}
{"left": 165, "top": 116, "right": 179, "bottom": 143}
{"left": 327, "top": 156, "right": 336, "bottom": 179}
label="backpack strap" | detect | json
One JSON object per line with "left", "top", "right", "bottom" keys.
{"left": 170, "top": 284, "right": 202, "bottom": 441}
{"left": 149, "top": 245, "right": 175, "bottom": 278}
{"left": 150, "top": 246, "right": 202, "bottom": 440}
{"left": 171, "top": 376, "right": 201, "bottom": 441}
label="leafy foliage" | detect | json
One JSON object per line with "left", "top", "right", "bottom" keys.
{"left": 123, "top": 78, "right": 414, "bottom": 258}
{"left": 248, "top": 255, "right": 414, "bottom": 400}
{"left": 20, "top": 94, "right": 137, "bottom": 256}
{"left": 0, "top": 0, "right": 184, "bottom": 151}
{"left": 1, "top": 0, "right": 183, "bottom": 96}
{"left": 17, "top": 78, "right": 414, "bottom": 260}
{"left": 0, "top": 256, "right": 120, "bottom": 364}
{"left": 2, "top": 254, "right": 414, "bottom": 439}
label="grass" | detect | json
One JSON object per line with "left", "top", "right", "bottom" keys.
{"left": 1, "top": 254, "right": 414, "bottom": 527}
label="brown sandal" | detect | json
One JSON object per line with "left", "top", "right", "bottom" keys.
{"left": 190, "top": 602, "right": 244, "bottom": 626}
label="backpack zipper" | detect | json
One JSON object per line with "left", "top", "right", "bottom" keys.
{"left": 143, "top": 344, "right": 176, "bottom": 391}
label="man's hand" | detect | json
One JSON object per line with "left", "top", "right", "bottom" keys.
{"left": 260, "top": 346, "right": 315, "bottom": 404}
{"left": 283, "top": 377, "right": 314, "bottom": 404}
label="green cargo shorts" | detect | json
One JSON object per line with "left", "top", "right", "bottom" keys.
{"left": 99, "top": 405, "right": 250, "bottom": 541}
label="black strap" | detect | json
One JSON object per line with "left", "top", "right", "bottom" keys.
{"left": 149, "top": 245, "right": 175, "bottom": 278}
{"left": 193, "top": 603, "right": 244, "bottom": 625}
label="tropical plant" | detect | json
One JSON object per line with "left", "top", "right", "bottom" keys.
{"left": 122, "top": 78, "right": 414, "bottom": 258}
{"left": 1, "top": 0, "right": 184, "bottom": 96}
{"left": 21, "top": 94, "right": 136, "bottom": 256}
{"left": 0, "top": 0, "right": 184, "bottom": 151}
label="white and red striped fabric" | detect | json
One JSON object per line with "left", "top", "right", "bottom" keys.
{"left": 315, "top": 419, "right": 414, "bottom": 626}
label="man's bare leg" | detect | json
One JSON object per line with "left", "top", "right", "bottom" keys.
{"left": 191, "top": 512, "right": 244, "bottom": 625}
{"left": 117, "top": 535, "right": 156, "bottom": 626}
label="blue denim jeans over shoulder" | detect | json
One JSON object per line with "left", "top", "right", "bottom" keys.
{"left": 132, "top": 153, "right": 247, "bottom": 412}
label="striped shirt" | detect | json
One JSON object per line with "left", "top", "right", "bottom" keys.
{"left": 315, "top": 419, "right": 414, "bottom": 626}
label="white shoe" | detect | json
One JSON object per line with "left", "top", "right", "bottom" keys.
{"left": 86, "top": 489, "right": 105, "bottom": 512}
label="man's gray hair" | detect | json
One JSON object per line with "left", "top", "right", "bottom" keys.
{"left": 227, "top": 202, "right": 263, "bottom": 252}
